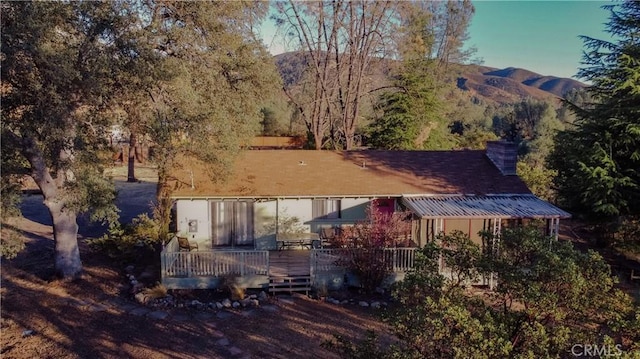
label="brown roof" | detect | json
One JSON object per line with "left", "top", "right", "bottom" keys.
{"left": 170, "top": 150, "right": 532, "bottom": 198}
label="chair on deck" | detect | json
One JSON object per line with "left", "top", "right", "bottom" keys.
{"left": 319, "top": 227, "right": 338, "bottom": 248}
{"left": 177, "top": 236, "right": 198, "bottom": 251}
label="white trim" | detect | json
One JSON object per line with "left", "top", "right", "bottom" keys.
{"left": 171, "top": 195, "right": 397, "bottom": 201}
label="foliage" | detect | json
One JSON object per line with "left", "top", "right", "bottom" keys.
{"left": 322, "top": 330, "right": 393, "bottom": 359}
{"left": 87, "top": 214, "right": 160, "bottom": 262}
{"left": 274, "top": 212, "right": 305, "bottom": 235}
{"left": 274, "top": 1, "right": 399, "bottom": 150}
{"left": 368, "top": 92, "right": 421, "bottom": 150}
{"left": 141, "top": 283, "right": 168, "bottom": 301}
{"left": 219, "top": 273, "right": 245, "bottom": 301}
{"left": 391, "top": 241, "right": 444, "bottom": 304}
{"left": 332, "top": 205, "right": 412, "bottom": 293}
{"left": 516, "top": 160, "right": 558, "bottom": 201}
{"left": 328, "top": 226, "right": 639, "bottom": 358}
{"left": 0, "top": 130, "right": 27, "bottom": 220}
{"left": 0, "top": 178, "right": 22, "bottom": 220}
{"left": 128, "top": 1, "right": 280, "bottom": 242}
{"left": 368, "top": 2, "right": 475, "bottom": 150}
{"left": 452, "top": 126, "right": 498, "bottom": 150}
{"left": 0, "top": 227, "right": 26, "bottom": 260}
{"left": 481, "top": 227, "right": 637, "bottom": 357}
{"left": 259, "top": 107, "right": 282, "bottom": 136}
{"left": 1, "top": 1, "right": 125, "bottom": 277}
{"left": 550, "top": 0, "right": 640, "bottom": 221}
{"left": 487, "top": 98, "right": 565, "bottom": 200}
{"left": 439, "top": 230, "right": 482, "bottom": 287}
{"left": 613, "top": 216, "right": 640, "bottom": 254}
{"left": 258, "top": 209, "right": 305, "bottom": 239}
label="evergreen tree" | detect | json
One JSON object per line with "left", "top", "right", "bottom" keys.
{"left": 550, "top": 1, "right": 640, "bottom": 218}
{"left": 367, "top": 1, "right": 475, "bottom": 150}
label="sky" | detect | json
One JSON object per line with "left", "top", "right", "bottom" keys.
{"left": 467, "top": 1, "right": 612, "bottom": 80}
{"left": 260, "top": 1, "right": 614, "bottom": 81}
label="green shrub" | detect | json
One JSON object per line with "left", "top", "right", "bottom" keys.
{"left": 86, "top": 213, "right": 161, "bottom": 262}
{"left": 1, "top": 228, "right": 25, "bottom": 259}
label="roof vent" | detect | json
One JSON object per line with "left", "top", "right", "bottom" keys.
{"left": 486, "top": 141, "right": 517, "bottom": 175}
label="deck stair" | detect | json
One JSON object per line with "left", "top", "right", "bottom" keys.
{"left": 268, "top": 275, "right": 311, "bottom": 295}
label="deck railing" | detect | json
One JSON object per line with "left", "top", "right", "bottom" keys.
{"left": 311, "top": 247, "right": 417, "bottom": 274}
{"left": 161, "top": 238, "right": 269, "bottom": 278}
{"left": 161, "top": 237, "right": 417, "bottom": 282}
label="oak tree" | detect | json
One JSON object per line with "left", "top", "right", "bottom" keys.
{"left": 1, "top": 2, "right": 124, "bottom": 277}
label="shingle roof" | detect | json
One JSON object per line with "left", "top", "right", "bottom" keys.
{"left": 170, "top": 150, "right": 532, "bottom": 198}
{"left": 402, "top": 195, "right": 571, "bottom": 219}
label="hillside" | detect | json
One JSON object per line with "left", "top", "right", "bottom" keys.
{"left": 457, "top": 65, "right": 585, "bottom": 104}
{"left": 275, "top": 52, "right": 585, "bottom": 105}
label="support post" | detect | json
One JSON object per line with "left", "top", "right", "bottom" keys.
{"left": 489, "top": 218, "right": 501, "bottom": 290}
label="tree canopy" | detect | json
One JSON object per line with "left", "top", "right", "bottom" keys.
{"left": 1, "top": 2, "right": 126, "bottom": 277}
{"left": 326, "top": 227, "right": 640, "bottom": 358}
{"left": 1, "top": 1, "right": 280, "bottom": 276}
{"left": 367, "top": 1, "right": 475, "bottom": 150}
{"left": 549, "top": 0, "right": 640, "bottom": 219}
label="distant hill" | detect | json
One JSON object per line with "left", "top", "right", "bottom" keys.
{"left": 458, "top": 65, "right": 586, "bottom": 104}
{"left": 274, "top": 52, "right": 586, "bottom": 105}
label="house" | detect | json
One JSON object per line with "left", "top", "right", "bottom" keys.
{"left": 161, "top": 141, "right": 570, "bottom": 291}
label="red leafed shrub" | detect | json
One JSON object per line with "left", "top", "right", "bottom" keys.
{"left": 330, "top": 205, "right": 413, "bottom": 292}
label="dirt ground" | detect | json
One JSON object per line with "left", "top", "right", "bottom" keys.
{"left": 1, "top": 165, "right": 393, "bottom": 359}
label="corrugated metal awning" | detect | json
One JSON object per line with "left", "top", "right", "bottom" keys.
{"left": 402, "top": 195, "right": 571, "bottom": 219}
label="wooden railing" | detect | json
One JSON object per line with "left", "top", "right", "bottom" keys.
{"left": 161, "top": 238, "right": 269, "bottom": 278}
{"left": 311, "top": 248, "right": 417, "bottom": 274}
{"left": 161, "top": 237, "right": 417, "bottom": 281}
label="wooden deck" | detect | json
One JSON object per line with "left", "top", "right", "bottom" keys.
{"left": 269, "top": 250, "right": 311, "bottom": 277}
{"left": 160, "top": 237, "right": 418, "bottom": 290}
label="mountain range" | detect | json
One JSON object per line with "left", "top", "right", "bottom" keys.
{"left": 274, "top": 52, "right": 586, "bottom": 105}
{"left": 456, "top": 64, "right": 585, "bottom": 104}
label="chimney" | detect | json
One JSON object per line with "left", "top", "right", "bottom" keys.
{"left": 486, "top": 141, "right": 517, "bottom": 175}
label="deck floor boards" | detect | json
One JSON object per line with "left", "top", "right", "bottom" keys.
{"left": 269, "top": 250, "right": 311, "bottom": 277}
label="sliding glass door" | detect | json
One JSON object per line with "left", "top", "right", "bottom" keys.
{"left": 210, "top": 201, "right": 254, "bottom": 247}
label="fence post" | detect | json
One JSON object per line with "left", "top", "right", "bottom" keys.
{"left": 186, "top": 252, "right": 192, "bottom": 278}
{"left": 160, "top": 250, "right": 166, "bottom": 279}
{"left": 393, "top": 249, "right": 397, "bottom": 272}
{"left": 241, "top": 251, "right": 246, "bottom": 277}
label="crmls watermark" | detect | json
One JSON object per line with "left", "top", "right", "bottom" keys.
{"left": 571, "top": 344, "right": 623, "bottom": 357}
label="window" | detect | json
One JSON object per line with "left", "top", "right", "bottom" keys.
{"left": 210, "top": 201, "right": 254, "bottom": 247}
{"left": 312, "top": 199, "right": 341, "bottom": 220}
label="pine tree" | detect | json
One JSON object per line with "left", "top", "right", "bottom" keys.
{"left": 550, "top": 1, "right": 640, "bottom": 218}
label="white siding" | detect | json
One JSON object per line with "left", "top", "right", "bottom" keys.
{"left": 255, "top": 200, "right": 277, "bottom": 240}
{"left": 176, "top": 200, "right": 210, "bottom": 240}
{"left": 175, "top": 197, "right": 376, "bottom": 243}
{"left": 278, "top": 199, "right": 313, "bottom": 232}
{"left": 341, "top": 198, "right": 370, "bottom": 221}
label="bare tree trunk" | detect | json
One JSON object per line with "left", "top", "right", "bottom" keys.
{"left": 135, "top": 142, "right": 144, "bottom": 164}
{"left": 281, "top": 1, "right": 393, "bottom": 151}
{"left": 47, "top": 201, "right": 82, "bottom": 279}
{"left": 127, "top": 132, "right": 137, "bottom": 182}
{"left": 23, "top": 136, "right": 83, "bottom": 279}
{"left": 156, "top": 165, "right": 173, "bottom": 242}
